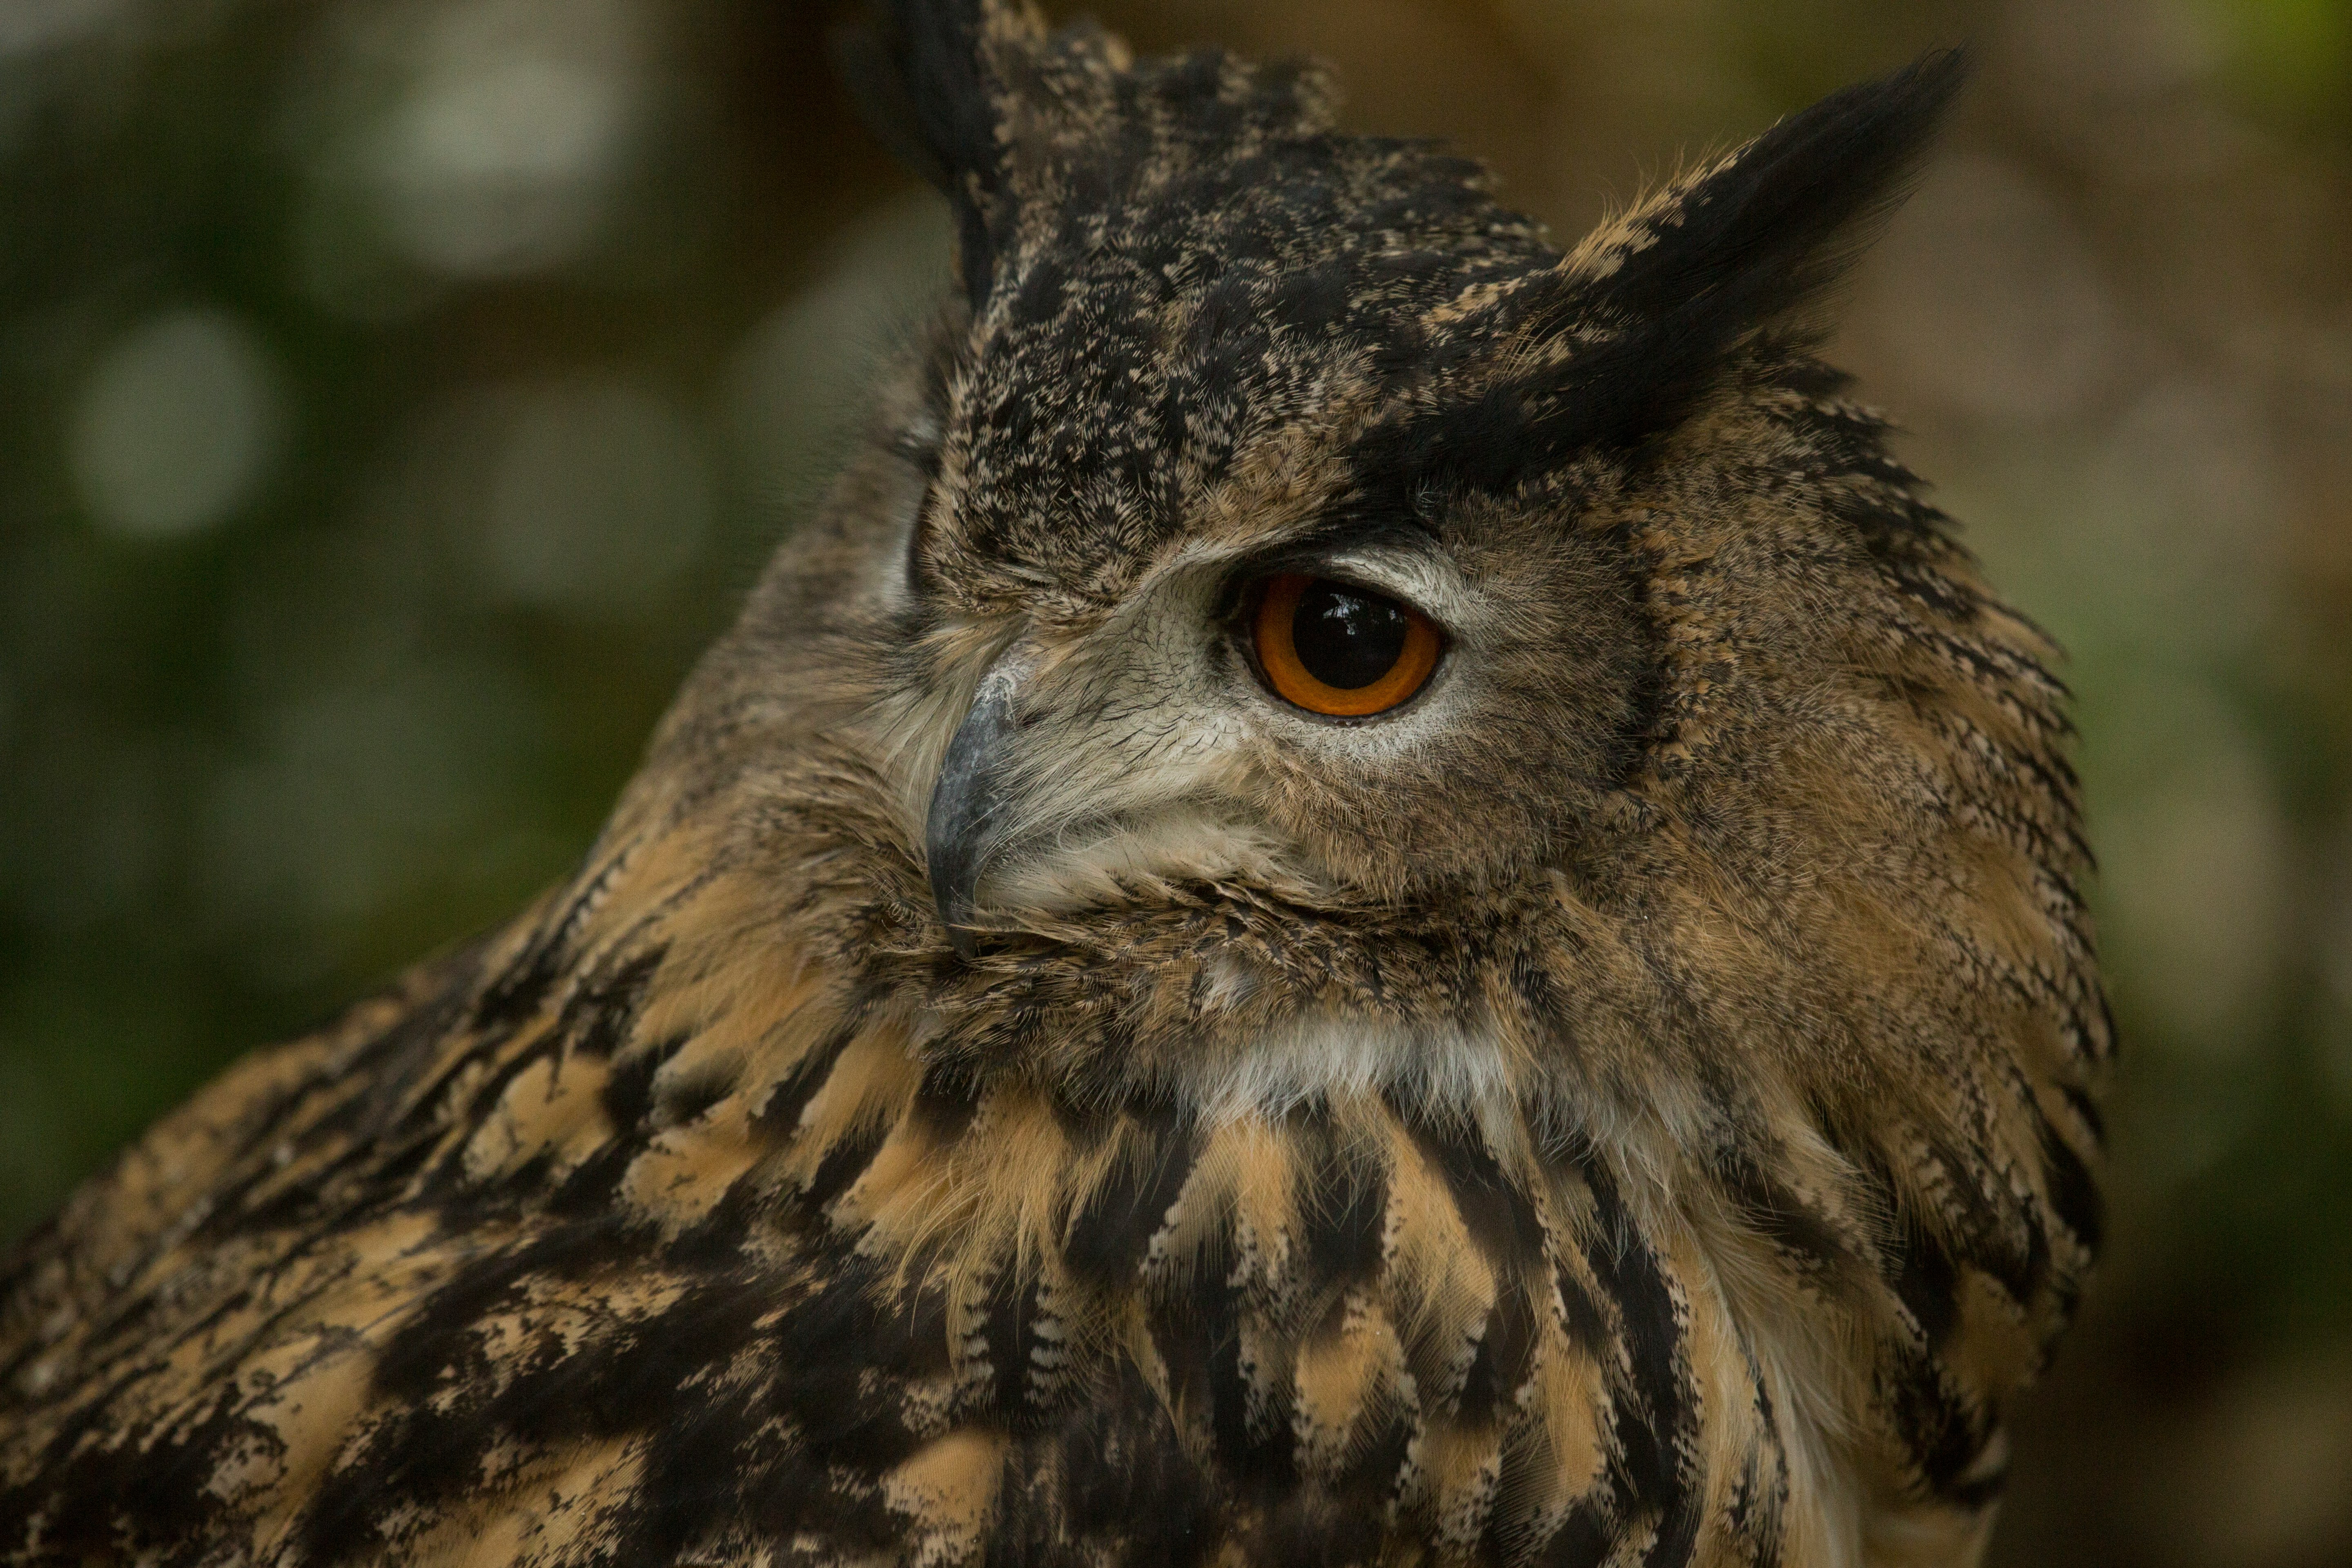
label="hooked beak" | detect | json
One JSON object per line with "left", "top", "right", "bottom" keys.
{"left": 925, "top": 661, "right": 1024, "bottom": 958}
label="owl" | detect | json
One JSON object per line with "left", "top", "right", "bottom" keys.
{"left": 0, "top": 3, "right": 2108, "bottom": 1565}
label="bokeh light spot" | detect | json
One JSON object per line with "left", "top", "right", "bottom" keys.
{"left": 372, "top": 49, "right": 637, "bottom": 277}
{"left": 67, "top": 309, "right": 288, "bottom": 542}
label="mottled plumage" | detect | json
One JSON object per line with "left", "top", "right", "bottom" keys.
{"left": 1, "top": 4, "right": 2107, "bottom": 1565}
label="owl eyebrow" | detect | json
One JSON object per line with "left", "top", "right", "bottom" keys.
{"left": 1260, "top": 501, "right": 1444, "bottom": 566}
{"left": 1212, "top": 508, "right": 1468, "bottom": 627}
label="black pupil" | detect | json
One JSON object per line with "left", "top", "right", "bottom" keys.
{"left": 1291, "top": 581, "right": 1409, "bottom": 690}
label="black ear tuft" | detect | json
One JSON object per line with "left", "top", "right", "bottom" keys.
{"left": 1466, "top": 49, "right": 1969, "bottom": 471}
{"left": 1371, "top": 53, "right": 1967, "bottom": 497}
{"left": 1597, "top": 48, "right": 1969, "bottom": 330}
{"left": 830, "top": 0, "right": 1032, "bottom": 309}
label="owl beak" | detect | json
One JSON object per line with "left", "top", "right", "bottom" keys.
{"left": 926, "top": 661, "right": 1023, "bottom": 958}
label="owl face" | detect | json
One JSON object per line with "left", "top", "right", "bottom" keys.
{"left": 836, "top": 13, "right": 1965, "bottom": 974}
{"left": 902, "top": 370, "right": 1658, "bottom": 944}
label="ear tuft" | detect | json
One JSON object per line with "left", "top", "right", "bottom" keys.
{"left": 1585, "top": 48, "right": 1970, "bottom": 331}
{"left": 1493, "top": 49, "right": 1969, "bottom": 466}
{"left": 1379, "top": 52, "right": 1968, "bottom": 497}
{"left": 830, "top": 0, "right": 1046, "bottom": 310}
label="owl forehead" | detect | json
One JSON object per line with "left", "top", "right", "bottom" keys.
{"left": 935, "top": 133, "right": 1558, "bottom": 596}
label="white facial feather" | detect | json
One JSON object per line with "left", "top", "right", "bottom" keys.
{"left": 978, "top": 807, "right": 1299, "bottom": 915}
{"left": 887, "top": 535, "right": 1510, "bottom": 931}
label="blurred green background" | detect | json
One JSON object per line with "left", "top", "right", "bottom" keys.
{"left": 2, "top": 1, "right": 2348, "bottom": 1562}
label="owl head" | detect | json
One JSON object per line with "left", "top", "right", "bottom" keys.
{"left": 823, "top": 2, "right": 1978, "bottom": 927}
{"left": 669, "top": 0, "right": 2101, "bottom": 1349}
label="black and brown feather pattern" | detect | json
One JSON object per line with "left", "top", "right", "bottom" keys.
{"left": 2, "top": 5, "right": 2104, "bottom": 1565}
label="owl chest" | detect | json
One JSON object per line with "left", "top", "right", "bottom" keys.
{"left": 775, "top": 1023, "right": 1857, "bottom": 1568}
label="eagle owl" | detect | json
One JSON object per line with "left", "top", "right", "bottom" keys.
{"left": 0, "top": 3, "right": 2108, "bottom": 1565}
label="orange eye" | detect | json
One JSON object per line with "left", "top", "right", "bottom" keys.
{"left": 1251, "top": 573, "right": 1442, "bottom": 718}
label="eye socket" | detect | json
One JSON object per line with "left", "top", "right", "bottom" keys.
{"left": 1249, "top": 574, "right": 1443, "bottom": 718}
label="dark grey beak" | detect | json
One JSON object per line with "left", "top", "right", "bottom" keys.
{"left": 925, "top": 665, "right": 1022, "bottom": 958}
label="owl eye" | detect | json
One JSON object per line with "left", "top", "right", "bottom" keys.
{"left": 1250, "top": 573, "right": 1443, "bottom": 718}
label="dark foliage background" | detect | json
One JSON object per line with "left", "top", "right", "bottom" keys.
{"left": 2, "top": 2, "right": 2348, "bottom": 1562}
